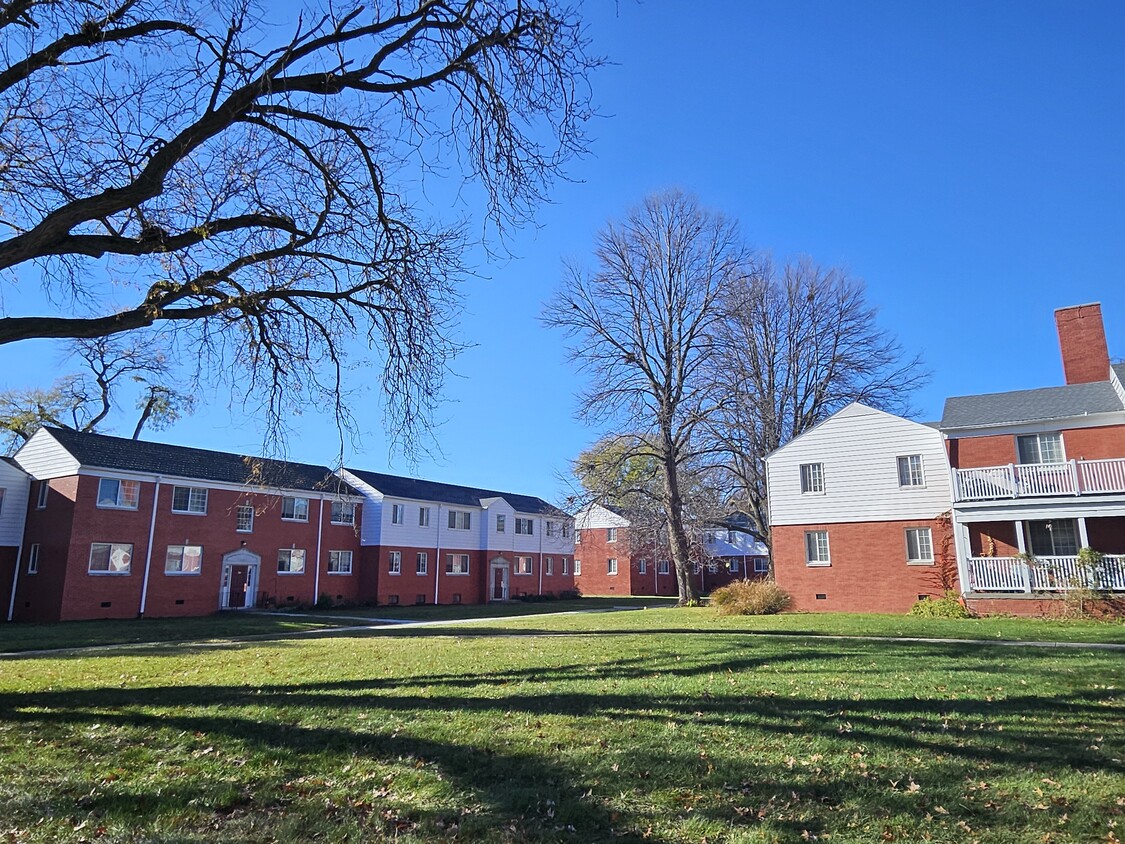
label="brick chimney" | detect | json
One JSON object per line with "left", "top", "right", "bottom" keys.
{"left": 1055, "top": 303, "right": 1110, "bottom": 384}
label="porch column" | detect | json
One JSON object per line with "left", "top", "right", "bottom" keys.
{"left": 1014, "top": 521, "right": 1027, "bottom": 555}
{"left": 1077, "top": 517, "right": 1090, "bottom": 549}
{"left": 951, "top": 517, "right": 971, "bottom": 596}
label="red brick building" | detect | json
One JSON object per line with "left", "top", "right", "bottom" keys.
{"left": 767, "top": 303, "right": 1125, "bottom": 615}
{"left": 573, "top": 503, "right": 768, "bottom": 597}
{"left": 5, "top": 427, "right": 574, "bottom": 622}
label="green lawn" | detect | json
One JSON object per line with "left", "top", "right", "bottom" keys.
{"left": 0, "top": 611, "right": 1122, "bottom": 842}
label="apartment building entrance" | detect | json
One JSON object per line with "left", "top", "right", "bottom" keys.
{"left": 489, "top": 557, "right": 510, "bottom": 601}
{"left": 221, "top": 549, "right": 261, "bottom": 609}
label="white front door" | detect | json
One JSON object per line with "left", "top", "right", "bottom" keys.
{"left": 220, "top": 549, "right": 262, "bottom": 609}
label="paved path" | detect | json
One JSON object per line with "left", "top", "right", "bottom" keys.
{"left": 3, "top": 609, "right": 1125, "bottom": 658}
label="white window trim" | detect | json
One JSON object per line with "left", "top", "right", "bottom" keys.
{"left": 388, "top": 550, "right": 401, "bottom": 575}
{"left": 419, "top": 507, "right": 431, "bottom": 527}
{"left": 328, "top": 550, "right": 353, "bottom": 575}
{"left": 416, "top": 552, "right": 428, "bottom": 575}
{"left": 905, "top": 527, "right": 935, "bottom": 566}
{"left": 805, "top": 530, "right": 831, "bottom": 567}
{"left": 445, "top": 553, "right": 470, "bottom": 575}
{"left": 36, "top": 481, "right": 48, "bottom": 509}
{"left": 280, "top": 496, "right": 310, "bottom": 522}
{"left": 607, "top": 558, "right": 618, "bottom": 576}
{"left": 277, "top": 548, "right": 306, "bottom": 575}
{"left": 606, "top": 527, "right": 617, "bottom": 543}
{"left": 800, "top": 463, "right": 825, "bottom": 495}
{"left": 172, "top": 485, "right": 209, "bottom": 516}
{"left": 27, "top": 543, "right": 39, "bottom": 575}
{"left": 96, "top": 478, "right": 140, "bottom": 510}
{"left": 448, "top": 510, "right": 472, "bottom": 531}
{"left": 896, "top": 454, "right": 926, "bottom": 489}
{"left": 165, "top": 544, "right": 203, "bottom": 576}
{"left": 89, "top": 542, "right": 133, "bottom": 575}
{"left": 515, "top": 555, "right": 533, "bottom": 575}
{"left": 330, "top": 501, "right": 356, "bottom": 526}
{"left": 236, "top": 505, "right": 255, "bottom": 533}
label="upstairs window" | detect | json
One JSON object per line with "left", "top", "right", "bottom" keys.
{"left": 419, "top": 507, "right": 431, "bottom": 527}
{"left": 97, "top": 478, "right": 140, "bottom": 510}
{"left": 172, "top": 486, "right": 208, "bottom": 515}
{"left": 236, "top": 505, "right": 254, "bottom": 533}
{"left": 897, "top": 455, "right": 925, "bottom": 487}
{"left": 1017, "top": 433, "right": 1064, "bottom": 465}
{"left": 606, "top": 527, "right": 618, "bottom": 542}
{"left": 800, "top": 463, "right": 824, "bottom": 494}
{"left": 496, "top": 514, "right": 506, "bottom": 533}
{"left": 27, "top": 543, "right": 39, "bottom": 575}
{"left": 36, "top": 481, "right": 48, "bottom": 509}
{"left": 515, "top": 517, "right": 534, "bottom": 535}
{"left": 281, "top": 496, "right": 309, "bottom": 521}
{"left": 391, "top": 503, "right": 404, "bottom": 525}
{"left": 331, "top": 500, "right": 355, "bottom": 525}
{"left": 562, "top": 523, "right": 571, "bottom": 538}
{"left": 448, "top": 510, "right": 471, "bottom": 530}
{"left": 546, "top": 520, "right": 556, "bottom": 537}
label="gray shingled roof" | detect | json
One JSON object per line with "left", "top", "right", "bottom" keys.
{"left": 1113, "top": 363, "right": 1125, "bottom": 382}
{"left": 45, "top": 427, "right": 359, "bottom": 495}
{"left": 347, "top": 468, "right": 566, "bottom": 516}
{"left": 940, "top": 380, "right": 1124, "bottom": 429}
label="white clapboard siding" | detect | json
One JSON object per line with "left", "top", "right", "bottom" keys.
{"left": 575, "top": 503, "right": 631, "bottom": 530}
{"left": 0, "top": 460, "right": 30, "bottom": 546}
{"left": 338, "top": 470, "right": 385, "bottom": 546}
{"left": 13, "top": 429, "right": 81, "bottom": 480}
{"left": 481, "top": 499, "right": 515, "bottom": 553}
{"left": 766, "top": 403, "right": 953, "bottom": 526}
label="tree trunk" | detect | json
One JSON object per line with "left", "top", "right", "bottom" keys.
{"left": 661, "top": 436, "right": 698, "bottom": 605}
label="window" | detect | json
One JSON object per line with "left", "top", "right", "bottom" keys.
{"left": 562, "top": 557, "right": 570, "bottom": 575}
{"left": 546, "top": 520, "right": 556, "bottom": 537}
{"left": 448, "top": 510, "right": 471, "bottom": 530}
{"left": 1028, "top": 519, "right": 1079, "bottom": 557}
{"left": 728, "top": 559, "right": 739, "bottom": 572}
{"left": 0, "top": 488, "right": 4, "bottom": 515}
{"left": 165, "top": 545, "right": 203, "bottom": 575}
{"left": 574, "top": 559, "right": 582, "bottom": 575}
{"left": 562, "top": 523, "right": 571, "bottom": 538}
{"left": 331, "top": 500, "right": 355, "bottom": 525}
{"left": 658, "top": 559, "right": 670, "bottom": 575}
{"left": 545, "top": 556, "right": 554, "bottom": 575}
{"left": 388, "top": 550, "right": 401, "bottom": 574}
{"left": 416, "top": 552, "right": 428, "bottom": 575}
{"left": 575, "top": 529, "right": 583, "bottom": 544}
{"left": 707, "top": 561, "right": 719, "bottom": 573}
{"left": 172, "top": 486, "right": 208, "bottom": 514}
{"left": 97, "top": 478, "right": 140, "bottom": 509}
{"left": 419, "top": 507, "right": 431, "bottom": 527}
{"left": 905, "top": 528, "right": 934, "bottom": 564}
{"left": 27, "top": 544, "right": 39, "bottom": 575}
{"left": 515, "top": 556, "right": 533, "bottom": 575}
{"left": 36, "top": 481, "right": 48, "bottom": 509}
{"left": 515, "top": 517, "right": 534, "bottom": 535}
{"left": 1017, "top": 432, "right": 1064, "bottom": 465}
{"left": 278, "top": 548, "right": 306, "bottom": 574}
{"left": 897, "top": 455, "right": 925, "bottom": 487}
{"left": 391, "top": 503, "right": 404, "bottom": 525}
{"left": 606, "top": 527, "right": 618, "bottom": 542}
{"left": 236, "top": 505, "right": 254, "bottom": 532}
{"left": 496, "top": 514, "right": 506, "bottom": 533}
{"left": 281, "top": 496, "right": 309, "bottom": 521}
{"left": 328, "top": 550, "right": 353, "bottom": 574}
{"left": 805, "top": 530, "right": 830, "bottom": 566}
{"left": 638, "top": 558, "right": 647, "bottom": 574}
{"left": 753, "top": 557, "right": 769, "bottom": 574}
{"left": 800, "top": 463, "right": 825, "bottom": 494}
{"left": 89, "top": 542, "right": 132, "bottom": 574}
{"left": 607, "top": 558, "right": 618, "bottom": 575}
{"left": 446, "top": 553, "right": 470, "bottom": 574}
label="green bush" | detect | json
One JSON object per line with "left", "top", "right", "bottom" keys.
{"left": 910, "top": 591, "right": 973, "bottom": 618}
{"left": 710, "top": 580, "right": 792, "bottom": 616}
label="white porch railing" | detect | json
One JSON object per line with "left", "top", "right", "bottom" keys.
{"left": 966, "top": 555, "right": 1125, "bottom": 593}
{"left": 953, "top": 458, "right": 1125, "bottom": 502}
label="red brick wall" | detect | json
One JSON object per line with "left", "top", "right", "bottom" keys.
{"left": 773, "top": 519, "right": 956, "bottom": 613}
{"left": 0, "top": 545, "right": 17, "bottom": 620}
{"left": 967, "top": 522, "right": 1020, "bottom": 557}
{"left": 948, "top": 435, "right": 1017, "bottom": 470}
{"left": 20, "top": 476, "right": 364, "bottom": 622}
{"left": 1056, "top": 303, "right": 1110, "bottom": 385}
{"left": 1086, "top": 516, "right": 1125, "bottom": 554}
{"left": 574, "top": 525, "right": 634, "bottom": 595}
{"left": 13, "top": 477, "right": 76, "bottom": 622}
{"left": 1063, "top": 425, "right": 1125, "bottom": 461}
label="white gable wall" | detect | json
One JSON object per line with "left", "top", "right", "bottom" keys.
{"left": 13, "top": 429, "right": 80, "bottom": 480}
{"left": 766, "top": 403, "right": 953, "bottom": 526}
{"left": 0, "top": 461, "right": 30, "bottom": 546}
{"left": 575, "top": 503, "right": 631, "bottom": 530}
{"left": 338, "top": 470, "right": 385, "bottom": 545}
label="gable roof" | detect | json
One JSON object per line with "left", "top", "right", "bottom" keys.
{"left": 345, "top": 468, "right": 566, "bottom": 516}
{"left": 41, "top": 427, "right": 358, "bottom": 495}
{"left": 940, "top": 380, "right": 1124, "bottom": 430}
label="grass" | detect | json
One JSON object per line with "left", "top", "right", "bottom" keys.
{"left": 0, "top": 610, "right": 1122, "bottom": 842}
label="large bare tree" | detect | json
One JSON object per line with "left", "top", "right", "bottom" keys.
{"left": 546, "top": 191, "right": 749, "bottom": 604}
{"left": 0, "top": 0, "right": 597, "bottom": 447}
{"left": 707, "top": 257, "right": 928, "bottom": 549}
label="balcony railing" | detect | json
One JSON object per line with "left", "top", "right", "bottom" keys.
{"left": 953, "top": 458, "right": 1125, "bottom": 502}
{"left": 966, "top": 555, "right": 1125, "bottom": 593}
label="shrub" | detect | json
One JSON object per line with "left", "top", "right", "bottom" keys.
{"left": 710, "top": 580, "right": 792, "bottom": 616}
{"left": 558, "top": 589, "right": 580, "bottom": 601}
{"left": 910, "top": 591, "right": 973, "bottom": 618}
{"left": 315, "top": 594, "right": 335, "bottom": 610}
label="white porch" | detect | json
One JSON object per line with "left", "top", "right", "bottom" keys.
{"left": 966, "top": 554, "right": 1125, "bottom": 593}
{"left": 953, "top": 458, "right": 1125, "bottom": 502}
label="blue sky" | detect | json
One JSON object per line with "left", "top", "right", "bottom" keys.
{"left": 2, "top": 1, "right": 1123, "bottom": 504}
